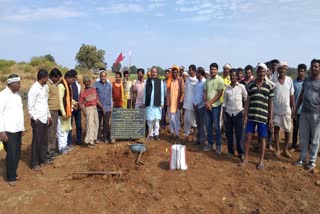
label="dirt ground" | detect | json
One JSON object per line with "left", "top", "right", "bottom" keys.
{"left": 1, "top": 126, "right": 320, "bottom": 214}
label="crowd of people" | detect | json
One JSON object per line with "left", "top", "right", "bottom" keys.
{"left": 0, "top": 58, "right": 319, "bottom": 186}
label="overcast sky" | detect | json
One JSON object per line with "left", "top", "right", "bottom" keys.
{"left": 0, "top": 0, "right": 319, "bottom": 70}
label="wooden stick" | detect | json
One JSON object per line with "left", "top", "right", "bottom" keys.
{"left": 73, "top": 171, "right": 123, "bottom": 175}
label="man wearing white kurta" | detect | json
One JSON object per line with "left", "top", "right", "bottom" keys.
{"left": 183, "top": 65, "right": 197, "bottom": 140}
{"left": 273, "top": 62, "right": 295, "bottom": 158}
{"left": 0, "top": 74, "right": 25, "bottom": 185}
{"left": 144, "top": 66, "right": 164, "bottom": 141}
{"left": 57, "top": 70, "right": 77, "bottom": 154}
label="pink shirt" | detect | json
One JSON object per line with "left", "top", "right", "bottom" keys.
{"left": 135, "top": 79, "right": 145, "bottom": 106}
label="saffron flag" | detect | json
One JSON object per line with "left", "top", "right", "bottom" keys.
{"left": 115, "top": 52, "right": 125, "bottom": 65}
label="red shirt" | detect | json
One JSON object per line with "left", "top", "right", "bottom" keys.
{"left": 79, "top": 88, "right": 98, "bottom": 107}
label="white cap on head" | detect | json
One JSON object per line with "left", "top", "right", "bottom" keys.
{"left": 182, "top": 71, "right": 189, "bottom": 76}
{"left": 223, "top": 63, "right": 232, "bottom": 70}
{"left": 256, "top": 63, "right": 268, "bottom": 71}
{"left": 205, "top": 70, "right": 210, "bottom": 74}
{"left": 278, "top": 61, "right": 288, "bottom": 67}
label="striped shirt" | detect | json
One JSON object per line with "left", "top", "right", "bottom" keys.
{"left": 247, "top": 80, "right": 274, "bottom": 124}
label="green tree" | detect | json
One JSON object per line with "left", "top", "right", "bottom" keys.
{"left": 75, "top": 44, "right": 105, "bottom": 70}
{"left": 112, "top": 63, "right": 121, "bottom": 73}
{"left": 129, "top": 65, "right": 138, "bottom": 74}
{"left": 156, "top": 66, "right": 165, "bottom": 76}
{"left": 44, "top": 54, "right": 55, "bottom": 62}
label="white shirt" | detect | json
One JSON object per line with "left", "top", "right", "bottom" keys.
{"left": 183, "top": 76, "right": 197, "bottom": 110}
{"left": 273, "top": 76, "right": 294, "bottom": 115}
{"left": 0, "top": 87, "right": 25, "bottom": 132}
{"left": 28, "top": 81, "right": 51, "bottom": 123}
{"left": 222, "top": 83, "right": 247, "bottom": 116}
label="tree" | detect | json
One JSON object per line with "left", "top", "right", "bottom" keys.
{"left": 75, "top": 44, "right": 105, "bottom": 70}
{"left": 129, "top": 65, "right": 138, "bottom": 74}
{"left": 44, "top": 54, "right": 55, "bottom": 62}
{"left": 156, "top": 66, "right": 165, "bottom": 76}
{"left": 112, "top": 63, "right": 121, "bottom": 73}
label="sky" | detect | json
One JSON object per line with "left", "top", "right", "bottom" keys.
{"left": 0, "top": 0, "right": 319, "bottom": 71}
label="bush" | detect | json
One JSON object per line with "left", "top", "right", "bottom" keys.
{"left": 39, "top": 61, "right": 55, "bottom": 71}
{"left": 24, "top": 64, "right": 33, "bottom": 73}
{"left": 0, "top": 59, "right": 16, "bottom": 72}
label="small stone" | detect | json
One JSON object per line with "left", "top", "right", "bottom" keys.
{"left": 315, "top": 180, "right": 320, "bottom": 186}
{"left": 311, "top": 168, "right": 319, "bottom": 174}
{"left": 65, "top": 186, "right": 73, "bottom": 193}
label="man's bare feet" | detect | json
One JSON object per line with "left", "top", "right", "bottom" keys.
{"left": 283, "top": 150, "right": 292, "bottom": 158}
{"left": 256, "top": 162, "right": 265, "bottom": 171}
{"left": 274, "top": 150, "right": 281, "bottom": 158}
{"left": 267, "top": 144, "right": 274, "bottom": 151}
{"left": 238, "top": 159, "right": 248, "bottom": 167}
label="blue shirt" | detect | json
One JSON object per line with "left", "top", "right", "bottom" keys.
{"left": 293, "top": 79, "right": 303, "bottom": 114}
{"left": 93, "top": 81, "right": 113, "bottom": 112}
{"left": 193, "top": 78, "right": 206, "bottom": 109}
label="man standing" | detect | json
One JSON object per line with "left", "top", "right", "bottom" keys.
{"left": 204, "top": 63, "right": 224, "bottom": 154}
{"left": 183, "top": 64, "right": 197, "bottom": 142}
{"left": 273, "top": 62, "right": 295, "bottom": 158}
{"left": 270, "top": 59, "right": 280, "bottom": 82}
{"left": 79, "top": 77, "right": 105, "bottom": 148}
{"left": 47, "top": 68, "right": 62, "bottom": 160}
{"left": 161, "top": 69, "right": 170, "bottom": 129}
{"left": 68, "top": 70, "right": 82, "bottom": 146}
{"left": 294, "top": 59, "right": 320, "bottom": 170}
{"left": 133, "top": 68, "right": 145, "bottom": 109}
{"left": 0, "top": 74, "right": 25, "bottom": 186}
{"left": 291, "top": 64, "right": 306, "bottom": 151}
{"left": 28, "top": 69, "right": 51, "bottom": 170}
{"left": 167, "top": 66, "right": 184, "bottom": 143}
{"left": 220, "top": 64, "right": 232, "bottom": 133}
{"left": 144, "top": 66, "right": 164, "bottom": 141}
{"left": 240, "top": 65, "right": 254, "bottom": 89}
{"left": 240, "top": 63, "right": 274, "bottom": 170}
{"left": 94, "top": 70, "right": 113, "bottom": 143}
{"left": 57, "top": 70, "right": 77, "bottom": 154}
{"left": 222, "top": 69, "right": 247, "bottom": 159}
{"left": 193, "top": 67, "right": 206, "bottom": 147}
{"left": 112, "top": 71, "right": 124, "bottom": 108}
{"left": 123, "top": 70, "right": 133, "bottom": 109}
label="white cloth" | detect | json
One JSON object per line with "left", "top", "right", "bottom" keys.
{"left": 0, "top": 87, "right": 25, "bottom": 132}
{"left": 222, "top": 83, "right": 247, "bottom": 116}
{"left": 273, "top": 114, "right": 292, "bottom": 132}
{"left": 147, "top": 119, "right": 160, "bottom": 137}
{"left": 28, "top": 81, "right": 51, "bottom": 123}
{"left": 57, "top": 116, "right": 68, "bottom": 151}
{"left": 184, "top": 109, "right": 196, "bottom": 136}
{"left": 273, "top": 76, "right": 294, "bottom": 115}
{"left": 183, "top": 76, "right": 197, "bottom": 110}
{"left": 75, "top": 80, "right": 81, "bottom": 97}
{"left": 144, "top": 80, "right": 164, "bottom": 121}
{"left": 7, "top": 77, "right": 20, "bottom": 84}
{"left": 169, "top": 109, "right": 180, "bottom": 136}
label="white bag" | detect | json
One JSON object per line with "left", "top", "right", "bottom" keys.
{"left": 170, "top": 144, "right": 188, "bottom": 170}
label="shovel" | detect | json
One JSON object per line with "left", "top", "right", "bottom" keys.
{"left": 135, "top": 119, "right": 156, "bottom": 165}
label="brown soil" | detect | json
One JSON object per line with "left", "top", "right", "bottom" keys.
{"left": 1, "top": 129, "right": 320, "bottom": 214}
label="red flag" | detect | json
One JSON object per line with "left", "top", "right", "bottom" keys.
{"left": 115, "top": 52, "right": 125, "bottom": 65}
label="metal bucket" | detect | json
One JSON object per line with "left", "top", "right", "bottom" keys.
{"left": 130, "top": 144, "right": 147, "bottom": 153}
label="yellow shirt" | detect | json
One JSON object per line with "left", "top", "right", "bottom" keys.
{"left": 221, "top": 75, "right": 231, "bottom": 103}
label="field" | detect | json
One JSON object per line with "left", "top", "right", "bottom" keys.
{"left": 0, "top": 71, "right": 320, "bottom": 214}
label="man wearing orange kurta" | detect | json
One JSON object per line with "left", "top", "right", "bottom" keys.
{"left": 167, "top": 66, "right": 184, "bottom": 143}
